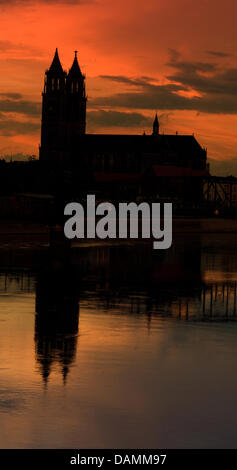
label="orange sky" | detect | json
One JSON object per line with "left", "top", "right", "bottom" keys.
{"left": 0, "top": 0, "right": 236, "bottom": 173}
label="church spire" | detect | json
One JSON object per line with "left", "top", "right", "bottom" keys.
{"left": 152, "top": 113, "right": 159, "bottom": 135}
{"left": 48, "top": 48, "right": 65, "bottom": 76}
{"left": 66, "top": 50, "right": 86, "bottom": 102}
{"left": 44, "top": 49, "right": 66, "bottom": 94}
{"left": 68, "top": 50, "right": 82, "bottom": 77}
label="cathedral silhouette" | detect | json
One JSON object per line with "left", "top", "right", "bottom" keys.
{"left": 39, "top": 49, "right": 209, "bottom": 201}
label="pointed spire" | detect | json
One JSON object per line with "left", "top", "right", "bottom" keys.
{"left": 152, "top": 113, "right": 159, "bottom": 135}
{"left": 68, "top": 50, "right": 82, "bottom": 77}
{"left": 48, "top": 48, "right": 65, "bottom": 76}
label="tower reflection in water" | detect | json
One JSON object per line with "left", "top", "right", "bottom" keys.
{"left": 34, "top": 240, "right": 80, "bottom": 385}
{"left": 33, "top": 232, "right": 237, "bottom": 386}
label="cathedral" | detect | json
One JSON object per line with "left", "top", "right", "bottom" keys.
{"left": 39, "top": 49, "right": 209, "bottom": 201}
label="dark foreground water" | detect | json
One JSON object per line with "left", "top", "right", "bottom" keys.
{"left": 0, "top": 232, "right": 237, "bottom": 448}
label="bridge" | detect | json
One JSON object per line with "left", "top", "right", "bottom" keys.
{"left": 202, "top": 176, "right": 237, "bottom": 209}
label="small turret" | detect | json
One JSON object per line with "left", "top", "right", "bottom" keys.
{"left": 152, "top": 113, "right": 159, "bottom": 135}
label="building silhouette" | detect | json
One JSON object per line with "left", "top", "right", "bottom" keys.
{"left": 40, "top": 49, "right": 86, "bottom": 165}
{"left": 39, "top": 49, "right": 210, "bottom": 202}
{"left": 1, "top": 49, "right": 237, "bottom": 214}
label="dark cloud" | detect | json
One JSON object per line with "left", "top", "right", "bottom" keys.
{"left": 0, "top": 118, "right": 40, "bottom": 136}
{"left": 140, "top": 76, "right": 158, "bottom": 83}
{"left": 0, "top": 92, "right": 22, "bottom": 99}
{"left": 0, "top": 94, "right": 41, "bottom": 117}
{"left": 168, "top": 48, "right": 181, "bottom": 62}
{"left": 91, "top": 75, "right": 202, "bottom": 111}
{"left": 0, "top": 94, "right": 40, "bottom": 135}
{"left": 166, "top": 55, "right": 237, "bottom": 96}
{"left": 87, "top": 110, "right": 150, "bottom": 128}
{"left": 93, "top": 50, "right": 237, "bottom": 114}
{"left": 100, "top": 75, "right": 139, "bottom": 86}
{"left": 205, "top": 50, "right": 231, "bottom": 58}
{"left": 100, "top": 74, "right": 184, "bottom": 91}
{"left": 167, "top": 58, "right": 217, "bottom": 74}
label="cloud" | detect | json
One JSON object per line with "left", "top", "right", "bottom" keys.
{"left": 0, "top": 92, "right": 22, "bottom": 99}
{"left": 0, "top": 94, "right": 40, "bottom": 117}
{"left": 0, "top": 93, "right": 40, "bottom": 135}
{"left": 0, "top": 118, "right": 40, "bottom": 136}
{"left": 91, "top": 75, "right": 201, "bottom": 111}
{"left": 205, "top": 50, "right": 231, "bottom": 58}
{"left": 166, "top": 54, "right": 237, "bottom": 96}
{"left": 92, "top": 51, "right": 237, "bottom": 114}
{"left": 168, "top": 48, "right": 181, "bottom": 62}
{"left": 100, "top": 75, "right": 141, "bottom": 86}
{"left": 87, "top": 109, "right": 151, "bottom": 128}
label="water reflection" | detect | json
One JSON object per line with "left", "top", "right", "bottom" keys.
{"left": 75, "top": 236, "right": 237, "bottom": 322}
{"left": 35, "top": 263, "right": 80, "bottom": 385}
{"left": 1, "top": 233, "right": 237, "bottom": 447}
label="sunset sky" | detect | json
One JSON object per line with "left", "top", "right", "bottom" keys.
{"left": 0, "top": 0, "right": 236, "bottom": 173}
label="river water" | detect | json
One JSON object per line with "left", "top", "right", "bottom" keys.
{"left": 0, "top": 232, "right": 237, "bottom": 448}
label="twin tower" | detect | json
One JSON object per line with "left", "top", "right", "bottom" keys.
{"left": 40, "top": 48, "right": 87, "bottom": 165}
